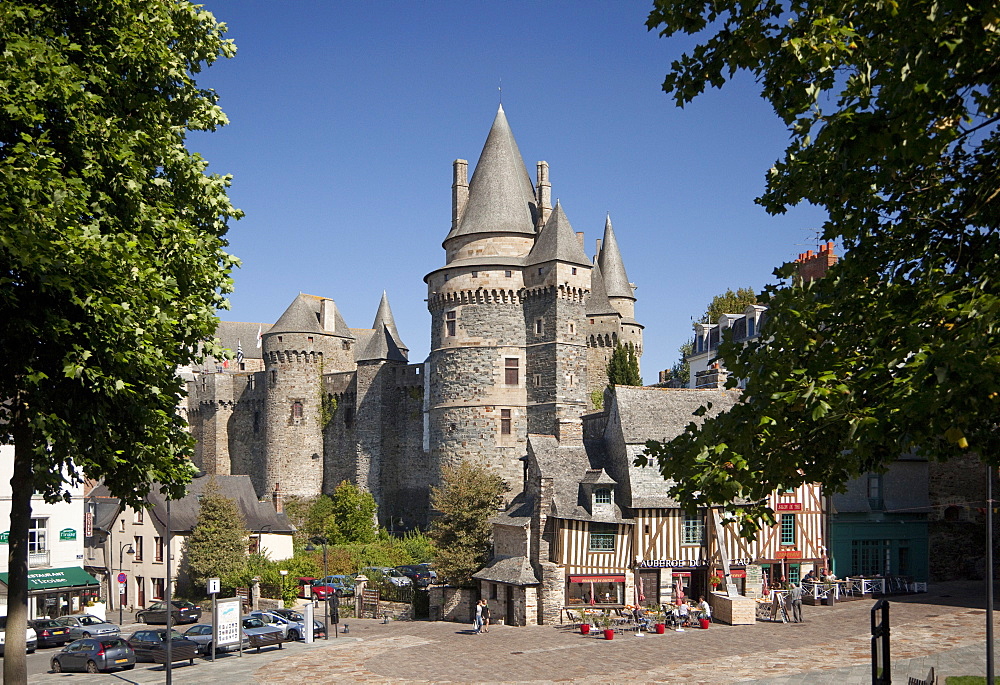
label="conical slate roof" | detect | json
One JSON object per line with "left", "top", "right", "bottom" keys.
{"left": 372, "top": 291, "right": 408, "bottom": 354}
{"left": 525, "top": 201, "right": 591, "bottom": 267}
{"left": 445, "top": 105, "right": 537, "bottom": 242}
{"left": 357, "top": 325, "right": 407, "bottom": 363}
{"left": 597, "top": 215, "right": 634, "bottom": 300}
{"left": 586, "top": 262, "right": 618, "bottom": 316}
{"left": 268, "top": 293, "right": 354, "bottom": 339}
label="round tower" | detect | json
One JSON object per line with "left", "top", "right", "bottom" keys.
{"left": 261, "top": 294, "right": 355, "bottom": 498}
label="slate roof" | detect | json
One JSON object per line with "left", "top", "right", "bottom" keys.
{"left": 612, "top": 386, "right": 742, "bottom": 445}
{"left": 493, "top": 493, "right": 533, "bottom": 527}
{"left": 268, "top": 293, "right": 353, "bottom": 339}
{"left": 371, "top": 291, "right": 408, "bottom": 354}
{"left": 597, "top": 215, "right": 633, "bottom": 300}
{"left": 213, "top": 321, "right": 269, "bottom": 360}
{"left": 472, "top": 555, "right": 540, "bottom": 585}
{"left": 586, "top": 262, "right": 618, "bottom": 316}
{"left": 356, "top": 325, "right": 408, "bottom": 363}
{"left": 524, "top": 202, "right": 591, "bottom": 267}
{"left": 90, "top": 475, "right": 296, "bottom": 534}
{"left": 446, "top": 105, "right": 537, "bottom": 242}
{"left": 528, "top": 435, "right": 630, "bottom": 524}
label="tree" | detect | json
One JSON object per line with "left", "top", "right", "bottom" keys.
{"left": 702, "top": 288, "right": 758, "bottom": 324}
{"left": 641, "top": 0, "right": 1000, "bottom": 533}
{"left": 428, "top": 462, "right": 509, "bottom": 586}
{"left": 607, "top": 342, "right": 642, "bottom": 387}
{"left": 328, "top": 480, "right": 378, "bottom": 545}
{"left": 0, "top": 2, "right": 238, "bottom": 677}
{"left": 181, "top": 479, "right": 247, "bottom": 592}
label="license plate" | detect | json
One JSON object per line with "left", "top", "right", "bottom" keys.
{"left": 115, "top": 658, "right": 127, "bottom": 663}
{"left": 53, "top": 630, "right": 65, "bottom": 635}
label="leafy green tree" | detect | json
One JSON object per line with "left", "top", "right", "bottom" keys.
{"left": 642, "top": 0, "right": 1000, "bottom": 533}
{"left": 702, "top": 288, "right": 758, "bottom": 324}
{"left": 182, "top": 479, "right": 247, "bottom": 593}
{"left": 607, "top": 342, "right": 643, "bottom": 387}
{"left": 429, "top": 462, "right": 509, "bottom": 586}
{"left": 0, "top": 1, "right": 238, "bottom": 676}
{"left": 328, "top": 480, "right": 378, "bottom": 544}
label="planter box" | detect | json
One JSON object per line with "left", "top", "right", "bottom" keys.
{"left": 708, "top": 592, "right": 756, "bottom": 625}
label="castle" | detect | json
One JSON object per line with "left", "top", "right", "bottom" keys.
{"left": 184, "top": 106, "right": 643, "bottom": 527}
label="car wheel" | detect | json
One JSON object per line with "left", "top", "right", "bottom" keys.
{"left": 288, "top": 629, "right": 300, "bottom": 641}
{"left": 86, "top": 660, "right": 100, "bottom": 673}
{"left": 81, "top": 631, "right": 91, "bottom": 638}
{"left": 136, "top": 613, "right": 146, "bottom": 623}
{"left": 28, "top": 647, "right": 35, "bottom": 654}
{"left": 123, "top": 664, "right": 135, "bottom": 670}
{"left": 51, "top": 659, "right": 62, "bottom": 673}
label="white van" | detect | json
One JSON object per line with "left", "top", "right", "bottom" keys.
{"left": 0, "top": 615, "right": 38, "bottom": 655}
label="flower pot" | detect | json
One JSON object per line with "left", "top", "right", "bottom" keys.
{"left": 654, "top": 623, "right": 666, "bottom": 634}
{"left": 603, "top": 629, "right": 614, "bottom": 640}
{"left": 699, "top": 618, "right": 710, "bottom": 630}
{"left": 580, "top": 623, "right": 590, "bottom": 635}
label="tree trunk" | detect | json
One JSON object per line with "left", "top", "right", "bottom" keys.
{"left": 5, "top": 424, "right": 35, "bottom": 684}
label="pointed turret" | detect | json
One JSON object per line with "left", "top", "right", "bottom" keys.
{"left": 525, "top": 202, "right": 591, "bottom": 267}
{"left": 597, "top": 215, "right": 634, "bottom": 302}
{"left": 371, "top": 291, "right": 408, "bottom": 355}
{"left": 445, "top": 105, "right": 537, "bottom": 244}
{"left": 586, "top": 262, "right": 618, "bottom": 316}
{"left": 357, "top": 325, "right": 407, "bottom": 363}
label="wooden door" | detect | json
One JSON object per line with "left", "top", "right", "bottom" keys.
{"left": 136, "top": 577, "right": 145, "bottom": 608}
{"left": 505, "top": 585, "right": 516, "bottom": 626}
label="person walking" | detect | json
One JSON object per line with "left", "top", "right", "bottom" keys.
{"left": 786, "top": 583, "right": 804, "bottom": 623}
{"left": 473, "top": 599, "right": 484, "bottom": 634}
{"left": 481, "top": 600, "right": 491, "bottom": 633}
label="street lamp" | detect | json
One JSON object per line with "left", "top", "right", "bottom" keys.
{"left": 279, "top": 569, "right": 288, "bottom": 603}
{"left": 118, "top": 543, "right": 134, "bottom": 625}
{"left": 305, "top": 536, "right": 329, "bottom": 576}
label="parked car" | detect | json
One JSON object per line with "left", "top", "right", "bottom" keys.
{"left": 362, "top": 566, "right": 413, "bottom": 587}
{"left": 50, "top": 637, "right": 135, "bottom": 673}
{"left": 126, "top": 628, "right": 200, "bottom": 662}
{"left": 395, "top": 564, "right": 434, "bottom": 587}
{"left": 28, "top": 618, "right": 72, "bottom": 648}
{"left": 270, "top": 608, "right": 326, "bottom": 638}
{"left": 310, "top": 574, "right": 355, "bottom": 600}
{"left": 415, "top": 563, "right": 439, "bottom": 583}
{"left": 246, "top": 610, "right": 306, "bottom": 641}
{"left": 240, "top": 616, "right": 283, "bottom": 645}
{"left": 0, "top": 615, "right": 37, "bottom": 654}
{"left": 136, "top": 600, "right": 202, "bottom": 624}
{"left": 55, "top": 614, "right": 120, "bottom": 640}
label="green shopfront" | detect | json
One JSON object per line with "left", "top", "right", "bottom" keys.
{"left": 0, "top": 567, "right": 101, "bottom": 619}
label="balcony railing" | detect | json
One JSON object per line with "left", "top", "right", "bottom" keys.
{"left": 28, "top": 550, "right": 50, "bottom": 568}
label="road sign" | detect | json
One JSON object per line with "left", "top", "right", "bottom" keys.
{"left": 117, "top": 572, "right": 127, "bottom": 583}
{"left": 207, "top": 577, "right": 220, "bottom": 595}
{"left": 118, "top": 582, "right": 126, "bottom": 592}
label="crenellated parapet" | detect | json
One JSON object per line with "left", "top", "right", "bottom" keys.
{"left": 428, "top": 288, "right": 522, "bottom": 310}
{"left": 520, "top": 284, "right": 589, "bottom": 302}
{"left": 265, "top": 349, "right": 325, "bottom": 365}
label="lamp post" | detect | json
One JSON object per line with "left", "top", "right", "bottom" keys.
{"left": 279, "top": 569, "right": 288, "bottom": 606}
{"left": 252, "top": 524, "right": 272, "bottom": 555}
{"left": 305, "top": 537, "right": 330, "bottom": 640}
{"left": 118, "top": 543, "right": 134, "bottom": 625}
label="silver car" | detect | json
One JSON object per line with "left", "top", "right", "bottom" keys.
{"left": 55, "top": 614, "right": 121, "bottom": 640}
{"left": 246, "top": 610, "right": 306, "bottom": 641}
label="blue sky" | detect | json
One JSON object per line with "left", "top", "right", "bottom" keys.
{"left": 192, "top": 1, "right": 828, "bottom": 382}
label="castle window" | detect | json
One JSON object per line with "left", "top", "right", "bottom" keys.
{"left": 445, "top": 273, "right": 450, "bottom": 281}
{"left": 271, "top": 370, "right": 277, "bottom": 385}
{"left": 308, "top": 336, "right": 314, "bottom": 343}
{"left": 572, "top": 267, "right": 577, "bottom": 275}
{"left": 342, "top": 340, "right": 350, "bottom": 350}
{"left": 446, "top": 310, "right": 457, "bottom": 337}
{"left": 239, "top": 362, "right": 246, "bottom": 370}
{"left": 534, "top": 319, "right": 543, "bottom": 335}
{"left": 504, "top": 358, "right": 519, "bottom": 385}
{"left": 471, "top": 271, "right": 478, "bottom": 278}
{"left": 533, "top": 374, "right": 541, "bottom": 387}
{"left": 537, "top": 267, "right": 543, "bottom": 275}
{"left": 247, "top": 375, "right": 255, "bottom": 390}
{"left": 590, "top": 318, "right": 595, "bottom": 324}
{"left": 569, "top": 374, "right": 576, "bottom": 387}
{"left": 594, "top": 488, "right": 612, "bottom": 505}
{"left": 291, "top": 401, "right": 304, "bottom": 423}
{"left": 277, "top": 336, "right": 282, "bottom": 342}
{"left": 500, "top": 409, "right": 511, "bottom": 435}
{"left": 568, "top": 322, "right": 575, "bottom": 334}
{"left": 505, "top": 270, "right": 512, "bottom": 277}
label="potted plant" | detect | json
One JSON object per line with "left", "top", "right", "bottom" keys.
{"left": 651, "top": 607, "right": 666, "bottom": 634}
{"left": 594, "top": 612, "right": 614, "bottom": 640}
{"left": 709, "top": 575, "right": 722, "bottom": 591}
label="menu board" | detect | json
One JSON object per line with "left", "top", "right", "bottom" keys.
{"left": 745, "top": 565, "right": 763, "bottom": 596}
{"left": 215, "top": 598, "right": 242, "bottom": 646}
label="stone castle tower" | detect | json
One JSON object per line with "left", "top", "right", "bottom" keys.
{"left": 186, "top": 106, "right": 642, "bottom": 527}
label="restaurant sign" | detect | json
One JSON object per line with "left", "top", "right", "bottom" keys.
{"left": 776, "top": 503, "right": 803, "bottom": 511}
{"left": 776, "top": 550, "right": 802, "bottom": 559}
{"left": 59, "top": 528, "right": 77, "bottom": 541}
{"left": 639, "top": 557, "right": 753, "bottom": 569}
{"left": 0, "top": 532, "right": 7, "bottom": 544}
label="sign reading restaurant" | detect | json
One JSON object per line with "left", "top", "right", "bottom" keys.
{"left": 638, "top": 557, "right": 754, "bottom": 568}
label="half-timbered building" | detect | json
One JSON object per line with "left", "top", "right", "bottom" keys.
{"left": 474, "top": 385, "right": 827, "bottom": 625}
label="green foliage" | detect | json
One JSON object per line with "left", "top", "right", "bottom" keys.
{"left": 702, "top": 288, "right": 758, "bottom": 323}
{"left": 320, "top": 391, "right": 338, "bottom": 428}
{"left": 591, "top": 389, "right": 604, "bottom": 411}
{"left": 397, "top": 530, "right": 435, "bottom": 564}
{"left": 607, "top": 342, "right": 643, "bottom": 387}
{"left": 223, "top": 553, "right": 317, "bottom": 608}
{"left": 182, "top": 479, "right": 247, "bottom": 593}
{"left": 643, "top": 0, "right": 1000, "bottom": 533}
{"left": 429, "top": 462, "right": 509, "bottom": 587}
{"left": 0, "top": 1, "right": 238, "bottom": 674}
{"left": 294, "top": 481, "right": 379, "bottom": 547}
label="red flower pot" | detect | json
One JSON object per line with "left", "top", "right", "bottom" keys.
{"left": 603, "top": 629, "right": 615, "bottom": 640}
{"left": 655, "top": 623, "right": 666, "bottom": 634}
{"left": 699, "top": 618, "right": 710, "bottom": 630}
{"left": 580, "top": 623, "right": 590, "bottom": 635}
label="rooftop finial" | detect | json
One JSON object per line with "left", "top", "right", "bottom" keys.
{"left": 498, "top": 78, "right": 502, "bottom": 104}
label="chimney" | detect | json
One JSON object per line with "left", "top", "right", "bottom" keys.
{"left": 320, "top": 299, "right": 337, "bottom": 333}
{"left": 576, "top": 232, "right": 585, "bottom": 250}
{"left": 536, "top": 161, "right": 552, "bottom": 226}
{"left": 595, "top": 238, "right": 603, "bottom": 258}
{"left": 452, "top": 159, "right": 468, "bottom": 231}
{"left": 272, "top": 483, "right": 283, "bottom": 514}
{"left": 795, "top": 242, "right": 839, "bottom": 284}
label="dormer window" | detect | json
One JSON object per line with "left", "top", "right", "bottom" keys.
{"left": 594, "top": 488, "right": 611, "bottom": 505}
{"left": 747, "top": 316, "right": 755, "bottom": 337}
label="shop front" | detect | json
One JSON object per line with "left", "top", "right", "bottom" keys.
{"left": 0, "top": 567, "right": 101, "bottom": 619}
{"left": 565, "top": 575, "right": 626, "bottom": 606}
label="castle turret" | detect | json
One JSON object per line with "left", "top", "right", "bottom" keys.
{"left": 597, "top": 215, "right": 644, "bottom": 358}
{"left": 261, "top": 294, "right": 354, "bottom": 497}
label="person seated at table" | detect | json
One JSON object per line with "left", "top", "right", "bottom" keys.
{"left": 696, "top": 596, "right": 711, "bottom": 621}
{"left": 674, "top": 601, "right": 690, "bottom": 630}
{"left": 803, "top": 569, "right": 816, "bottom": 583}
{"left": 632, "top": 606, "right": 653, "bottom": 631}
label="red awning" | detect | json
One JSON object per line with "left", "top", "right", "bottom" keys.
{"left": 568, "top": 575, "right": 626, "bottom": 584}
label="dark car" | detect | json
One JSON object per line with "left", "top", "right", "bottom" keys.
{"left": 28, "top": 618, "right": 72, "bottom": 648}
{"left": 136, "top": 600, "right": 202, "bottom": 624}
{"left": 50, "top": 638, "right": 135, "bottom": 673}
{"left": 126, "top": 629, "right": 200, "bottom": 663}
{"left": 396, "top": 565, "right": 433, "bottom": 587}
